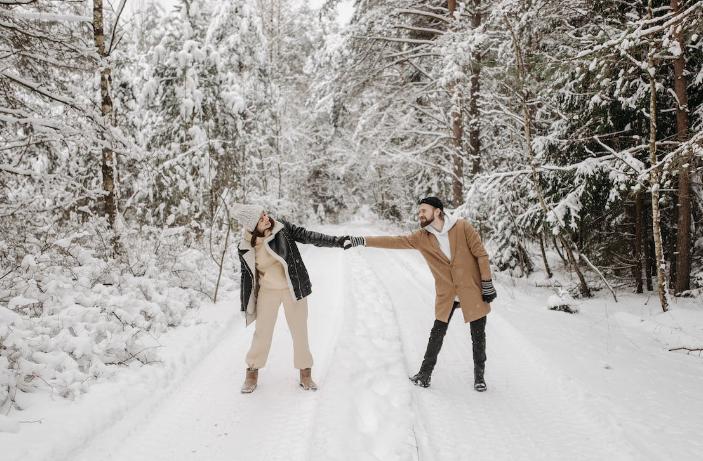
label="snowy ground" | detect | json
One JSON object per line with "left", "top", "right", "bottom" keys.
{"left": 2, "top": 222, "right": 702, "bottom": 461}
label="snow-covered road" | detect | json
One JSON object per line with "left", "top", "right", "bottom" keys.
{"left": 27, "top": 224, "right": 703, "bottom": 460}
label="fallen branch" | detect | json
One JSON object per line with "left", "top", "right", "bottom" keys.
{"left": 668, "top": 347, "right": 703, "bottom": 353}
{"left": 579, "top": 253, "right": 618, "bottom": 302}
{"left": 115, "top": 345, "right": 164, "bottom": 366}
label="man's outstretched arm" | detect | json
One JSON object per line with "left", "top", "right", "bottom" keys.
{"left": 343, "top": 231, "right": 421, "bottom": 250}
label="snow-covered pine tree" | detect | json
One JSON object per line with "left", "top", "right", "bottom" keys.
{"left": 326, "top": 1, "right": 474, "bottom": 219}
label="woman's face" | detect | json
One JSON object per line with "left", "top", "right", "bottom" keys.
{"left": 255, "top": 211, "right": 272, "bottom": 233}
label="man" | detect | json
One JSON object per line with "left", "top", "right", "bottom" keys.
{"left": 345, "top": 197, "right": 497, "bottom": 391}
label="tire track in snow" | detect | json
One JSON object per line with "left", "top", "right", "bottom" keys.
{"left": 362, "top": 247, "right": 638, "bottom": 461}
{"left": 308, "top": 251, "right": 418, "bottom": 461}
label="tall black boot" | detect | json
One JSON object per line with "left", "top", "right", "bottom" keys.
{"left": 473, "top": 365, "right": 486, "bottom": 392}
{"left": 410, "top": 319, "right": 449, "bottom": 388}
{"left": 470, "top": 316, "right": 487, "bottom": 392}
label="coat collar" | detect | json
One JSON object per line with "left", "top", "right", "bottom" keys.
{"left": 424, "top": 213, "right": 458, "bottom": 236}
{"left": 424, "top": 215, "right": 461, "bottom": 264}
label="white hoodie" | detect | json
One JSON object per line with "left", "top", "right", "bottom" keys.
{"left": 425, "top": 213, "right": 460, "bottom": 302}
{"left": 424, "top": 213, "right": 459, "bottom": 261}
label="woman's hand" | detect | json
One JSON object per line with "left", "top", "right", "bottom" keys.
{"left": 340, "top": 236, "right": 366, "bottom": 250}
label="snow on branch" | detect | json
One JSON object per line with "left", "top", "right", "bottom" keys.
{"left": 14, "top": 49, "right": 87, "bottom": 71}
{"left": 0, "top": 109, "right": 83, "bottom": 136}
{"left": 354, "top": 35, "right": 437, "bottom": 46}
{"left": 107, "top": 0, "right": 128, "bottom": 56}
{"left": 391, "top": 25, "right": 445, "bottom": 36}
{"left": 592, "top": 136, "right": 646, "bottom": 176}
{"left": 574, "top": 2, "right": 703, "bottom": 59}
{"left": 546, "top": 184, "right": 585, "bottom": 232}
{"left": 395, "top": 9, "right": 452, "bottom": 23}
{"left": 7, "top": 11, "right": 92, "bottom": 23}
{"left": 0, "top": 163, "right": 36, "bottom": 177}
{"left": 382, "top": 45, "right": 432, "bottom": 59}
{"left": 472, "top": 153, "right": 621, "bottom": 186}
{"left": 2, "top": 71, "right": 83, "bottom": 112}
{"left": 381, "top": 146, "right": 460, "bottom": 181}
{"left": 639, "top": 129, "right": 703, "bottom": 178}
{"left": 0, "top": 72, "right": 132, "bottom": 151}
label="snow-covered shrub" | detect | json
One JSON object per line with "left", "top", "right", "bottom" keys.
{"left": 690, "top": 269, "right": 703, "bottom": 296}
{"left": 692, "top": 236, "right": 703, "bottom": 294}
{"left": 547, "top": 289, "right": 579, "bottom": 314}
{"left": 462, "top": 179, "right": 535, "bottom": 277}
{"left": 0, "top": 219, "right": 237, "bottom": 412}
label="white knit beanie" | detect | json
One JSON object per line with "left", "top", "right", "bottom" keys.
{"left": 232, "top": 203, "right": 264, "bottom": 232}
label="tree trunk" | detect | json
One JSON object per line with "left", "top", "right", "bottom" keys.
{"left": 633, "top": 191, "right": 644, "bottom": 293}
{"left": 646, "top": 2, "right": 669, "bottom": 311}
{"left": 669, "top": 204, "right": 677, "bottom": 290}
{"left": 552, "top": 235, "right": 568, "bottom": 265}
{"left": 448, "top": 0, "right": 463, "bottom": 207}
{"left": 646, "top": 240, "right": 655, "bottom": 292}
{"left": 671, "top": 0, "right": 691, "bottom": 295}
{"left": 539, "top": 230, "right": 553, "bottom": 279}
{"left": 468, "top": 0, "right": 482, "bottom": 175}
{"left": 558, "top": 234, "right": 591, "bottom": 298}
{"left": 517, "top": 241, "right": 533, "bottom": 277}
{"left": 93, "top": 0, "right": 118, "bottom": 253}
{"left": 450, "top": 87, "right": 463, "bottom": 207}
{"left": 505, "top": 16, "right": 590, "bottom": 297}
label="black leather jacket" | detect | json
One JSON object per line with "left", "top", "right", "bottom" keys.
{"left": 238, "top": 220, "right": 342, "bottom": 319}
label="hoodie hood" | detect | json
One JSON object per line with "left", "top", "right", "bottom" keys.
{"left": 424, "top": 213, "right": 458, "bottom": 236}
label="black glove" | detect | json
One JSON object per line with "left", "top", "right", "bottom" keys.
{"left": 342, "top": 236, "right": 365, "bottom": 250}
{"left": 481, "top": 280, "right": 497, "bottom": 303}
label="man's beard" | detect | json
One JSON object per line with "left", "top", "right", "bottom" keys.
{"left": 419, "top": 215, "right": 434, "bottom": 227}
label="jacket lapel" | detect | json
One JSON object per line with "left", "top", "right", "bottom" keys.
{"left": 238, "top": 232, "right": 257, "bottom": 318}
{"left": 448, "top": 222, "right": 460, "bottom": 264}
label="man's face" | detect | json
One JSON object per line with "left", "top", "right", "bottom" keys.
{"left": 418, "top": 204, "right": 436, "bottom": 227}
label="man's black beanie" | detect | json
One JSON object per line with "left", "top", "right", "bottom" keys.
{"left": 418, "top": 196, "right": 444, "bottom": 210}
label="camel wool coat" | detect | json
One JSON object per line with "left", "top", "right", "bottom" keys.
{"left": 365, "top": 218, "right": 492, "bottom": 323}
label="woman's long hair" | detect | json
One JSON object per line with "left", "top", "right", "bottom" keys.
{"left": 250, "top": 216, "right": 275, "bottom": 246}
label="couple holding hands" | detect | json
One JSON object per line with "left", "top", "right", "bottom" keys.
{"left": 233, "top": 196, "right": 497, "bottom": 394}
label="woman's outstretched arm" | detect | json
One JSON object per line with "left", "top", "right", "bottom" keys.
{"left": 282, "top": 220, "right": 345, "bottom": 248}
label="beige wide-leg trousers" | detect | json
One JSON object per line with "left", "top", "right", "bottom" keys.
{"left": 245, "top": 288, "right": 313, "bottom": 369}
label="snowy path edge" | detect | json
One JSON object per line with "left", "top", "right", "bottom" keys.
{"left": 2, "top": 294, "right": 242, "bottom": 461}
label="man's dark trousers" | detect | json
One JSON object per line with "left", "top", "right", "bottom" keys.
{"left": 419, "top": 302, "right": 487, "bottom": 378}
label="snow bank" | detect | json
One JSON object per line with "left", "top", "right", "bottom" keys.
{"left": 0, "top": 223, "right": 237, "bottom": 426}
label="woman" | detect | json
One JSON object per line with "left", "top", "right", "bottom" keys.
{"left": 233, "top": 203, "right": 348, "bottom": 393}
